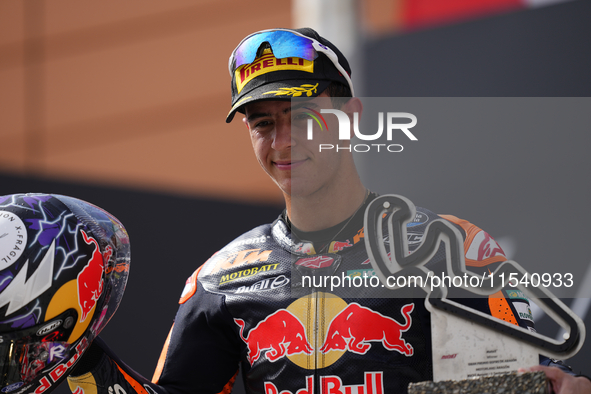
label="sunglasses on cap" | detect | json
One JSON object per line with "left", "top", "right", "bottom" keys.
{"left": 228, "top": 29, "right": 355, "bottom": 96}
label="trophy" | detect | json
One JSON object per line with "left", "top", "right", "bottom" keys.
{"left": 363, "top": 195, "right": 585, "bottom": 393}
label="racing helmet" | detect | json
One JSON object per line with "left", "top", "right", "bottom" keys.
{"left": 0, "top": 194, "right": 130, "bottom": 394}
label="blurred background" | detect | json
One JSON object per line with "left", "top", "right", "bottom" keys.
{"left": 1, "top": 0, "right": 590, "bottom": 393}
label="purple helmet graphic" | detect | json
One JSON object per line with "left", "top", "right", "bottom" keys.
{"left": 0, "top": 194, "right": 130, "bottom": 394}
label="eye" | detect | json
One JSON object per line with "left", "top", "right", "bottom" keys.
{"left": 291, "top": 112, "right": 311, "bottom": 130}
{"left": 292, "top": 112, "right": 309, "bottom": 121}
{"left": 253, "top": 119, "right": 272, "bottom": 129}
{"left": 293, "top": 112, "right": 310, "bottom": 120}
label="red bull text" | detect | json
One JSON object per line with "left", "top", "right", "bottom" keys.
{"left": 264, "top": 372, "right": 384, "bottom": 394}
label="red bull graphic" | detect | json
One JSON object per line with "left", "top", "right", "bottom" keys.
{"left": 329, "top": 240, "right": 353, "bottom": 253}
{"left": 34, "top": 338, "right": 88, "bottom": 394}
{"left": 264, "top": 372, "right": 384, "bottom": 394}
{"left": 236, "top": 295, "right": 415, "bottom": 371}
{"left": 77, "top": 231, "right": 105, "bottom": 323}
{"left": 294, "top": 242, "right": 316, "bottom": 255}
{"left": 235, "top": 310, "right": 314, "bottom": 365}
{"left": 320, "top": 303, "right": 414, "bottom": 356}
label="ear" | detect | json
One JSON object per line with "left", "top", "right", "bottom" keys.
{"left": 342, "top": 97, "right": 363, "bottom": 118}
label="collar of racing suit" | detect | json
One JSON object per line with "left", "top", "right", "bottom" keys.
{"left": 281, "top": 192, "right": 379, "bottom": 253}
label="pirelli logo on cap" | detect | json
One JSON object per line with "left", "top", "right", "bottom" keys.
{"left": 235, "top": 51, "right": 314, "bottom": 93}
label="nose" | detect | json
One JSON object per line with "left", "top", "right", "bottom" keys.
{"left": 271, "top": 118, "right": 293, "bottom": 151}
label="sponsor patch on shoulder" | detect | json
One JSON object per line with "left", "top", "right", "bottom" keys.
{"left": 466, "top": 230, "right": 506, "bottom": 263}
{"left": 179, "top": 266, "right": 202, "bottom": 304}
{"left": 513, "top": 301, "right": 534, "bottom": 322}
{"left": 506, "top": 289, "right": 529, "bottom": 302}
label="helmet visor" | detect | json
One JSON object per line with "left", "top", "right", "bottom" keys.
{"left": 0, "top": 340, "right": 69, "bottom": 391}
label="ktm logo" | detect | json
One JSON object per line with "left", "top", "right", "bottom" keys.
{"left": 235, "top": 294, "right": 414, "bottom": 369}
{"left": 212, "top": 249, "right": 272, "bottom": 274}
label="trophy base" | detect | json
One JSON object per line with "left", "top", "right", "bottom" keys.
{"left": 408, "top": 371, "right": 548, "bottom": 394}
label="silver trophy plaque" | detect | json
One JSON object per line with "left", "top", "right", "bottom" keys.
{"left": 364, "top": 194, "right": 585, "bottom": 386}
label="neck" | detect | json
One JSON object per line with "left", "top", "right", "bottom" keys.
{"left": 284, "top": 177, "right": 367, "bottom": 232}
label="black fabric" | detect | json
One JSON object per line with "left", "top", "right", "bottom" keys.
{"left": 70, "top": 340, "right": 106, "bottom": 376}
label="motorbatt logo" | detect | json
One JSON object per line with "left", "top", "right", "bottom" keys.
{"left": 305, "top": 109, "right": 417, "bottom": 153}
{"left": 234, "top": 293, "right": 414, "bottom": 369}
{"left": 265, "top": 372, "right": 384, "bottom": 394}
{"left": 219, "top": 263, "right": 279, "bottom": 285}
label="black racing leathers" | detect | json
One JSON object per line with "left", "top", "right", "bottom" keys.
{"left": 67, "top": 203, "right": 570, "bottom": 394}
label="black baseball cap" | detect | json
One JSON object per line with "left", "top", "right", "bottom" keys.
{"left": 226, "top": 27, "right": 353, "bottom": 123}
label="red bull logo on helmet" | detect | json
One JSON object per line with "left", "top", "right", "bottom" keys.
{"left": 77, "top": 231, "right": 105, "bottom": 323}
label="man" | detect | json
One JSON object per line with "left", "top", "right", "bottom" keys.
{"left": 67, "top": 28, "right": 590, "bottom": 394}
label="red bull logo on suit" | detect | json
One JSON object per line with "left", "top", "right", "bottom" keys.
{"left": 235, "top": 310, "right": 314, "bottom": 365}
{"left": 234, "top": 293, "right": 414, "bottom": 369}
{"left": 320, "top": 303, "right": 414, "bottom": 356}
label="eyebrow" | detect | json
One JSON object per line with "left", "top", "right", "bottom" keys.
{"left": 245, "top": 100, "right": 321, "bottom": 123}
{"left": 246, "top": 106, "right": 293, "bottom": 123}
{"left": 294, "top": 101, "right": 320, "bottom": 111}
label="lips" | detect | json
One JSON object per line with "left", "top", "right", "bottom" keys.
{"left": 274, "top": 159, "right": 307, "bottom": 170}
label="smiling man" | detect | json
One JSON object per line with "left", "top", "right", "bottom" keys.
{"left": 66, "top": 28, "right": 590, "bottom": 394}
{"left": 242, "top": 91, "right": 365, "bottom": 232}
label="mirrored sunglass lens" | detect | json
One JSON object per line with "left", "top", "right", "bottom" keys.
{"left": 233, "top": 31, "right": 316, "bottom": 70}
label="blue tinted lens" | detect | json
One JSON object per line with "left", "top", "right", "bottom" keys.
{"left": 232, "top": 31, "right": 317, "bottom": 70}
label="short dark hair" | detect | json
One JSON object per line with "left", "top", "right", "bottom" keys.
{"left": 325, "top": 82, "right": 352, "bottom": 109}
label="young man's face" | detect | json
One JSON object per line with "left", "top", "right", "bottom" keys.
{"left": 243, "top": 92, "right": 352, "bottom": 199}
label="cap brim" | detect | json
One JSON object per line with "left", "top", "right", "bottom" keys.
{"left": 225, "top": 79, "right": 332, "bottom": 123}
